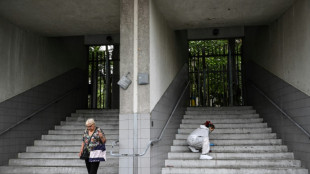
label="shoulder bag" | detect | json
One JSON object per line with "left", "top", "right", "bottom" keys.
{"left": 80, "top": 128, "right": 97, "bottom": 160}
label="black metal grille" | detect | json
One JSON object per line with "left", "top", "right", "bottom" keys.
{"left": 88, "top": 45, "right": 120, "bottom": 109}
{"left": 188, "top": 39, "right": 244, "bottom": 107}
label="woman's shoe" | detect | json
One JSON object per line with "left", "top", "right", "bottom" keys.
{"left": 199, "top": 154, "right": 213, "bottom": 160}
{"left": 188, "top": 146, "right": 199, "bottom": 153}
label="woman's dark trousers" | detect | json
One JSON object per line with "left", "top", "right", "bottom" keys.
{"left": 85, "top": 159, "right": 100, "bottom": 174}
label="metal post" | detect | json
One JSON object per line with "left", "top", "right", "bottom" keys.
{"left": 92, "top": 52, "right": 98, "bottom": 108}
{"left": 228, "top": 41, "right": 234, "bottom": 106}
{"left": 111, "top": 44, "right": 120, "bottom": 109}
{"left": 202, "top": 48, "right": 206, "bottom": 106}
{"left": 106, "top": 46, "right": 111, "bottom": 109}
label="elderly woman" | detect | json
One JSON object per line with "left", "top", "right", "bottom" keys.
{"left": 79, "top": 118, "right": 106, "bottom": 174}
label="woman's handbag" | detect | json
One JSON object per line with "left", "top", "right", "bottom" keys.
{"left": 80, "top": 128, "right": 97, "bottom": 160}
{"left": 89, "top": 144, "right": 106, "bottom": 162}
{"left": 80, "top": 148, "right": 90, "bottom": 159}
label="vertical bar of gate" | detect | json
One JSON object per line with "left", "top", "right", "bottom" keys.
{"left": 220, "top": 44, "right": 226, "bottom": 106}
{"left": 197, "top": 45, "right": 201, "bottom": 106}
{"left": 202, "top": 47, "right": 206, "bottom": 106}
{"left": 232, "top": 40, "right": 237, "bottom": 105}
{"left": 96, "top": 51, "right": 100, "bottom": 108}
{"left": 98, "top": 51, "right": 101, "bottom": 108}
{"left": 217, "top": 44, "right": 220, "bottom": 105}
{"left": 241, "top": 39, "right": 246, "bottom": 105}
{"left": 106, "top": 45, "right": 111, "bottom": 109}
{"left": 236, "top": 43, "right": 240, "bottom": 105}
{"left": 228, "top": 40, "right": 234, "bottom": 106}
{"left": 103, "top": 51, "right": 106, "bottom": 108}
{"left": 207, "top": 49, "right": 210, "bottom": 107}
{"left": 92, "top": 51, "right": 97, "bottom": 108}
{"left": 88, "top": 48, "right": 92, "bottom": 108}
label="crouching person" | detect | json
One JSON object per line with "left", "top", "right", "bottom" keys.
{"left": 187, "top": 121, "right": 215, "bottom": 160}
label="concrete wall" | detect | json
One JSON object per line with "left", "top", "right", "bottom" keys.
{"left": 84, "top": 34, "right": 120, "bottom": 45}
{"left": 150, "top": 64, "right": 188, "bottom": 174}
{"left": 244, "top": 0, "right": 310, "bottom": 96}
{"left": 0, "top": 68, "right": 88, "bottom": 166}
{"left": 149, "top": 1, "right": 188, "bottom": 174}
{"left": 246, "top": 61, "right": 310, "bottom": 171}
{"left": 0, "top": 18, "right": 88, "bottom": 166}
{"left": 118, "top": 0, "right": 188, "bottom": 173}
{"left": 244, "top": 0, "right": 310, "bottom": 171}
{"left": 188, "top": 26, "right": 244, "bottom": 40}
{"left": 0, "top": 17, "right": 87, "bottom": 103}
{"left": 150, "top": 0, "right": 188, "bottom": 111}
{"left": 119, "top": 0, "right": 149, "bottom": 173}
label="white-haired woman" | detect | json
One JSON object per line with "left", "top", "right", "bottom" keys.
{"left": 79, "top": 118, "right": 106, "bottom": 174}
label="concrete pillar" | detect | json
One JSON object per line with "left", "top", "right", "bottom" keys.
{"left": 119, "top": 0, "right": 151, "bottom": 173}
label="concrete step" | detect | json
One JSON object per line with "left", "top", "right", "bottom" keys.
{"left": 72, "top": 112, "right": 119, "bottom": 116}
{"left": 76, "top": 109, "right": 119, "bottom": 114}
{"left": 176, "top": 133, "right": 277, "bottom": 140}
{"left": 187, "top": 106, "right": 253, "bottom": 111}
{"left": 41, "top": 134, "right": 119, "bottom": 140}
{"left": 18, "top": 152, "right": 118, "bottom": 159}
{"left": 9, "top": 159, "right": 117, "bottom": 167}
{"left": 171, "top": 145, "right": 288, "bottom": 153}
{"left": 61, "top": 120, "right": 119, "bottom": 125}
{"left": 161, "top": 107, "right": 308, "bottom": 174}
{"left": 184, "top": 114, "right": 260, "bottom": 119}
{"left": 55, "top": 124, "right": 118, "bottom": 130}
{"left": 167, "top": 152, "right": 294, "bottom": 160}
{"left": 182, "top": 118, "right": 263, "bottom": 124}
{"left": 164, "top": 159, "right": 301, "bottom": 168}
{"left": 185, "top": 110, "right": 256, "bottom": 115}
{"left": 34, "top": 140, "right": 118, "bottom": 146}
{"left": 162, "top": 167, "right": 308, "bottom": 174}
{"left": 178, "top": 128, "right": 272, "bottom": 134}
{"left": 180, "top": 123, "right": 268, "bottom": 129}
{"left": 0, "top": 166, "right": 117, "bottom": 174}
{"left": 66, "top": 116, "right": 119, "bottom": 121}
{"left": 173, "top": 139, "right": 282, "bottom": 146}
{"left": 26, "top": 145, "right": 118, "bottom": 153}
{"left": 48, "top": 129, "right": 119, "bottom": 135}
{"left": 27, "top": 146, "right": 82, "bottom": 152}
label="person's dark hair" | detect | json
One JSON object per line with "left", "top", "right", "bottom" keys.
{"left": 209, "top": 124, "right": 215, "bottom": 129}
{"left": 205, "top": 121, "right": 215, "bottom": 129}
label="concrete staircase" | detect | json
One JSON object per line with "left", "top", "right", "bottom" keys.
{"left": 0, "top": 109, "right": 119, "bottom": 174}
{"left": 162, "top": 106, "right": 308, "bottom": 174}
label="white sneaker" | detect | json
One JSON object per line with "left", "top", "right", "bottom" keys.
{"left": 188, "top": 146, "right": 199, "bottom": 153}
{"left": 199, "top": 154, "right": 213, "bottom": 160}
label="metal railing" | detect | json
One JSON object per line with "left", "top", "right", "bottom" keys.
{"left": 250, "top": 82, "right": 310, "bottom": 139}
{"left": 0, "top": 88, "right": 78, "bottom": 137}
{"left": 110, "top": 81, "right": 190, "bottom": 157}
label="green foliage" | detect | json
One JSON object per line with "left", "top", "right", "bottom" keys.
{"left": 88, "top": 46, "right": 108, "bottom": 109}
{"left": 189, "top": 39, "right": 243, "bottom": 106}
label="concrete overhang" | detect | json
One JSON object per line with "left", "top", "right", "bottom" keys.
{"left": 0, "top": 0, "right": 295, "bottom": 37}
{"left": 0, "top": 0, "right": 120, "bottom": 37}
{"left": 155, "top": 0, "right": 296, "bottom": 29}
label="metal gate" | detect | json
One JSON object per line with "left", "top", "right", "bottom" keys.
{"left": 188, "top": 39, "right": 244, "bottom": 107}
{"left": 88, "top": 44, "right": 120, "bottom": 109}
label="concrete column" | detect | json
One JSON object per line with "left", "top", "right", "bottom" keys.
{"left": 119, "top": 0, "right": 151, "bottom": 173}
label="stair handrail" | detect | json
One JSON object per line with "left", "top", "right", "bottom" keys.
{"left": 0, "top": 88, "right": 78, "bottom": 137}
{"left": 250, "top": 81, "right": 310, "bottom": 139}
{"left": 110, "top": 81, "right": 190, "bottom": 157}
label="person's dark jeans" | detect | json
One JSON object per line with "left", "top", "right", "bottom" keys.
{"left": 85, "top": 159, "right": 100, "bottom": 174}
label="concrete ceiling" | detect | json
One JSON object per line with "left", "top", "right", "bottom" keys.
{"left": 0, "top": 0, "right": 120, "bottom": 37}
{"left": 155, "top": 0, "right": 296, "bottom": 29}
{"left": 0, "top": 0, "right": 295, "bottom": 37}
